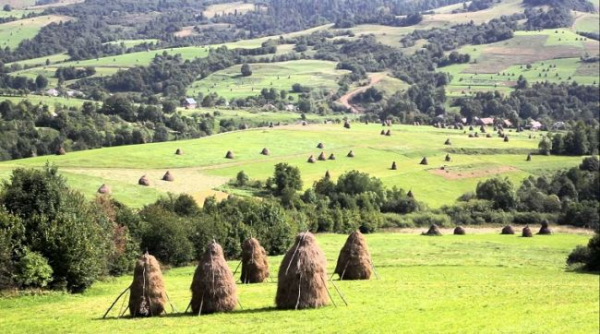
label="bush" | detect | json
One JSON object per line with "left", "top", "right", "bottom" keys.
{"left": 15, "top": 248, "right": 53, "bottom": 288}
{"left": 410, "top": 212, "right": 451, "bottom": 227}
{"left": 567, "top": 233, "right": 599, "bottom": 271}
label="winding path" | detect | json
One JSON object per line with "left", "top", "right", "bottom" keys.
{"left": 337, "top": 73, "right": 386, "bottom": 113}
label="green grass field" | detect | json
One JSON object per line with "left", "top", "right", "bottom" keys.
{"left": 187, "top": 60, "right": 349, "bottom": 100}
{"left": 0, "top": 14, "right": 72, "bottom": 49}
{"left": 0, "top": 123, "right": 582, "bottom": 209}
{"left": 0, "top": 95, "right": 96, "bottom": 109}
{"left": 0, "top": 231, "right": 597, "bottom": 333}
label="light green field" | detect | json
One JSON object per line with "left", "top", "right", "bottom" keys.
{"left": 0, "top": 14, "right": 72, "bottom": 49}
{"left": 0, "top": 0, "right": 36, "bottom": 9}
{"left": 0, "top": 95, "right": 96, "bottom": 109}
{"left": 0, "top": 8, "right": 39, "bottom": 18}
{"left": 187, "top": 60, "right": 349, "bottom": 100}
{"left": 104, "top": 39, "right": 161, "bottom": 47}
{"left": 423, "top": 0, "right": 525, "bottom": 26}
{"left": 0, "top": 232, "right": 597, "bottom": 333}
{"left": 203, "top": 1, "right": 258, "bottom": 18}
{"left": 7, "top": 52, "right": 70, "bottom": 68}
{"left": 573, "top": 12, "right": 600, "bottom": 33}
{"left": 0, "top": 124, "right": 582, "bottom": 209}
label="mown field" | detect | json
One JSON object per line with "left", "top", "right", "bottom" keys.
{"left": 0, "top": 232, "right": 597, "bottom": 333}
{"left": 0, "top": 14, "right": 73, "bottom": 49}
{"left": 0, "top": 123, "right": 583, "bottom": 209}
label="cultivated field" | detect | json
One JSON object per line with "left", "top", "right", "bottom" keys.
{"left": 0, "top": 123, "right": 583, "bottom": 209}
{"left": 203, "top": 1, "right": 260, "bottom": 18}
{"left": 0, "top": 232, "right": 597, "bottom": 333}
{"left": 0, "top": 14, "right": 73, "bottom": 49}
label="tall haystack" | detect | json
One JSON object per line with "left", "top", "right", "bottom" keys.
{"left": 344, "top": 121, "right": 351, "bottom": 129}
{"left": 175, "top": 148, "right": 183, "bottom": 155}
{"left": 139, "top": 175, "right": 150, "bottom": 186}
{"left": 334, "top": 231, "right": 372, "bottom": 280}
{"left": 307, "top": 155, "right": 316, "bottom": 163}
{"left": 522, "top": 225, "right": 533, "bottom": 237}
{"left": 407, "top": 190, "right": 414, "bottom": 198}
{"left": 526, "top": 153, "right": 531, "bottom": 161}
{"left": 469, "top": 126, "right": 474, "bottom": 131}
{"left": 261, "top": 148, "right": 270, "bottom": 156}
{"left": 538, "top": 220, "right": 552, "bottom": 235}
{"left": 325, "top": 170, "right": 331, "bottom": 179}
{"left": 347, "top": 150, "right": 355, "bottom": 158}
{"left": 328, "top": 153, "right": 336, "bottom": 160}
{"left": 444, "top": 138, "right": 451, "bottom": 145}
{"left": 318, "top": 152, "right": 327, "bottom": 161}
{"left": 162, "top": 171, "right": 174, "bottom": 182}
{"left": 420, "top": 157, "right": 428, "bottom": 165}
{"left": 317, "top": 143, "right": 324, "bottom": 149}
{"left": 380, "top": 130, "right": 386, "bottom": 135}
{"left": 56, "top": 146, "right": 66, "bottom": 155}
{"left": 501, "top": 225, "right": 515, "bottom": 235}
{"left": 275, "top": 232, "right": 329, "bottom": 310}
{"left": 504, "top": 136, "right": 509, "bottom": 142}
{"left": 98, "top": 184, "right": 111, "bottom": 195}
{"left": 385, "top": 130, "right": 391, "bottom": 136}
{"left": 391, "top": 161, "right": 397, "bottom": 170}
{"left": 128, "top": 253, "right": 167, "bottom": 317}
{"left": 445, "top": 154, "right": 451, "bottom": 162}
{"left": 454, "top": 226, "right": 466, "bottom": 235}
{"left": 225, "top": 150, "right": 235, "bottom": 159}
{"left": 423, "top": 224, "right": 442, "bottom": 236}
{"left": 240, "top": 238, "right": 269, "bottom": 284}
{"left": 480, "top": 126, "right": 486, "bottom": 133}
{"left": 190, "top": 242, "right": 237, "bottom": 314}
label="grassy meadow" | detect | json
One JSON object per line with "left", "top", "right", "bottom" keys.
{"left": 0, "top": 14, "right": 72, "bottom": 49}
{"left": 0, "top": 123, "right": 583, "bottom": 209}
{"left": 0, "top": 231, "right": 597, "bottom": 333}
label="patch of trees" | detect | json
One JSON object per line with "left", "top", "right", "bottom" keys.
{"left": 452, "top": 0, "right": 495, "bottom": 13}
{"left": 524, "top": 7, "right": 574, "bottom": 29}
{"left": 567, "top": 233, "right": 599, "bottom": 271}
{"left": 55, "top": 66, "right": 96, "bottom": 81}
{"left": 538, "top": 123, "right": 599, "bottom": 156}
{"left": 577, "top": 31, "right": 600, "bottom": 41}
{"left": 523, "top": 0, "right": 596, "bottom": 13}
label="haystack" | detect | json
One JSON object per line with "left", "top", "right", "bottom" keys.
{"left": 325, "top": 170, "right": 331, "bottom": 179}
{"left": 240, "top": 238, "right": 269, "bottom": 284}
{"left": 56, "top": 146, "right": 66, "bottom": 155}
{"left": 162, "top": 171, "right": 174, "bottom": 182}
{"left": 522, "top": 225, "right": 533, "bottom": 237}
{"left": 420, "top": 157, "right": 428, "bottom": 165}
{"left": 317, "top": 143, "right": 324, "bottom": 149}
{"left": 391, "top": 161, "right": 397, "bottom": 170}
{"left": 480, "top": 126, "right": 486, "bottom": 133}
{"left": 307, "top": 155, "right": 316, "bottom": 163}
{"left": 175, "top": 148, "right": 183, "bottom": 155}
{"left": 347, "top": 150, "right": 355, "bottom": 158}
{"left": 275, "top": 232, "right": 329, "bottom": 309}
{"left": 474, "top": 132, "right": 479, "bottom": 138}
{"left": 128, "top": 253, "right": 167, "bottom": 317}
{"left": 261, "top": 148, "right": 270, "bottom": 156}
{"left": 504, "top": 136, "right": 509, "bottom": 142}
{"left": 344, "top": 121, "right": 351, "bottom": 129}
{"left": 486, "top": 134, "right": 492, "bottom": 138}
{"left": 423, "top": 224, "right": 442, "bottom": 236}
{"left": 98, "top": 184, "right": 111, "bottom": 195}
{"left": 444, "top": 138, "right": 451, "bottom": 145}
{"left": 407, "top": 190, "right": 414, "bottom": 198}
{"left": 468, "top": 133, "right": 474, "bottom": 138}
{"left": 501, "top": 225, "right": 515, "bottom": 235}
{"left": 538, "top": 220, "right": 552, "bottom": 235}
{"left": 385, "top": 130, "right": 391, "bottom": 136}
{"left": 454, "top": 226, "right": 466, "bottom": 235}
{"left": 190, "top": 242, "right": 237, "bottom": 314}
{"left": 526, "top": 153, "right": 531, "bottom": 161}
{"left": 318, "top": 152, "right": 327, "bottom": 161}
{"left": 380, "top": 130, "right": 386, "bottom": 135}
{"left": 334, "top": 231, "right": 372, "bottom": 280}
{"left": 328, "top": 153, "right": 336, "bottom": 160}
{"left": 445, "top": 154, "right": 451, "bottom": 162}
{"left": 469, "top": 126, "right": 474, "bottom": 131}
{"left": 225, "top": 150, "right": 235, "bottom": 159}
{"left": 139, "top": 175, "right": 150, "bottom": 186}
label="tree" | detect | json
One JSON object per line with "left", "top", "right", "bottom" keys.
{"left": 241, "top": 63, "right": 252, "bottom": 77}
{"left": 516, "top": 75, "right": 528, "bottom": 89}
{"left": 580, "top": 156, "right": 599, "bottom": 172}
{"left": 2, "top": 4, "right": 11, "bottom": 12}
{"left": 236, "top": 171, "right": 249, "bottom": 186}
{"left": 35, "top": 75, "right": 48, "bottom": 90}
{"left": 475, "top": 177, "right": 517, "bottom": 210}
{"left": 272, "top": 163, "right": 302, "bottom": 196}
{"left": 538, "top": 136, "right": 552, "bottom": 155}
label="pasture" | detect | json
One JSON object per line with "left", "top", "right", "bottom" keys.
{"left": 0, "top": 14, "right": 72, "bottom": 49}
{"left": 0, "top": 232, "right": 597, "bottom": 333}
{"left": 0, "top": 123, "right": 583, "bottom": 209}
{"left": 203, "top": 1, "right": 260, "bottom": 18}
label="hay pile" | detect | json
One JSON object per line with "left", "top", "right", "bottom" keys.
{"left": 347, "top": 150, "right": 355, "bottom": 158}
{"left": 318, "top": 152, "right": 327, "bottom": 161}
{"left": 190, "top": 242, "right": 237, "bottom": 314}
{"left": 480, "top": 126, "right": 486, "bottom": 133}
{"left": 56, "top": 146, "right": 66, "bottom": 155}
{"left": 423, "top": 224, "right": 442, "bottom": 236}
{"left": 334, "top": 231, "right": 372, "bottom": 280}
{"left": 445, "top": 138, "right": 451, "bottom": 145}
{"left": 261, "top": 148, "right": 270, "bottom": 156}
{"left": 385, "top": 130, "right": 391, "bottom": 136}
{"left": 344, "top": 121, "right": 351, "bottom": 129}
{"left": 275, "top": 232, "right": 329, "bottom": 310}
{"left": 504, "top": 136, "right": 509, "bottom": 142}
{"left": 501, "top": 225, "right": 515, "bottom": 235}
{"left": 175, "top": 148, "right": 183, "bottom": 155}
{"left": 162, "top": 171, "right": 174, "bottom": 182}
{"left": 328, "top": 153, "right": 336, "bottom": 160}
{"left": 469, "top": 126, "right": 474, "bottom": 131}
{"left": 538, "top": 220, "right": 552, "bottom": 235}
{"left": 526, "top": 153, "right": 531, "bottom": 161}
{"left": 445, "top": 154, "right": 451, "bottom": 162}
{"left": 98, "top": 184, "right": 111, "bottom": 194}
{"left": 454, "top": 226, "right": 466, "bottom": 235}
{"left": 420, "top": 157, "right": 428, "bottom": 165}
{"left": 240, "top": 238, "right": 269, "bottom": 284}
{"left": 407, "top": 190, "right": 414, "bottom": 198}
{"left": 307, "top": 155, "right": 316, "bottom": 163}
{"left": 128, "top": 253, "right": 167, "bottom": 317}
{"left": 317, "top": 143, "right": 324, "bottom": 149}
{"left": 139, "top": 175, "right": 150, "bottom": 186}
{"left": 391, "top": 161, "right": 397, "bottom": 170}
{"left": 325, "top": 170, "right": 331, "bottom": 179}
{"left": 522, "top": 225, "right": 533, "bottom": 237}
{"left": 225, "top": 151, "right": 235, "bottom": 159}
{"left": 380, "top": 130, "right": 386, "bottom": 135}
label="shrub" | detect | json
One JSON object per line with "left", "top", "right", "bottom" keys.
{"left": 15, "top": 248, "right": 53, "bottom": 288}
{"left": 411, "top": 212, "right": 451, "bottom": 227}
{"left": 567, "top": 233, "right": 599, "bottom": 271}
{"left": 476, "top": 177, "right": 517, "bottom": 210}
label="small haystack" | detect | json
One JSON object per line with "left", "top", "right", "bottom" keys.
{"left": 444, "top": 138, "right": 451, "bottom": 145}
{"left": 469, "top": 126, "right": 474, "bottom": 131}
{"left": 407, "top": 190, "right": 414, "bottom": 198}
{"left": 347, "top": 150, "right": 355, "bottom": 158}
{"left": 240, "top": 238, "right": 269, "bottom": 284}
{"left": 328, "top": 153, "right": 336, "bottom": 160}
{"left": 139, "top": 175, "right": 150, "bottom": 186}
{"left": 56, "top": 146, "right": 66, "bottom": 155}
{"left": 526, "top": 153, "right": 531, "bottom": 161}
{"left": 486, "top": 134, "right": 492, "bottom": 138}
{"left": 385, "top": 130, "right": 391, "bottom": 136}
{"left": 175, "top": 148, "right": 183, "bottom": 155}
{"left": 423, "top": 224, "right": 442, "bottom": 236}
{"left": 162, "top": 171, "right": 174, "bottom": 182}
{"left": 225, "top": 150, "right": 235, "bottom": 159}
{"left": 480, "top": 126, "right": 486, "bottom": 133}
{"left": 325, "top": 170, "right": 331, "bottom": 179}
{"left": 538, "top": 220, "right": 552, "bottom": 235}
{"left": 317, "top": 143, "right": 325, "bottom": 149}
{"left": 380, "top": 130, "right": 386, "bottom": 135}
{"left": 420, "top": 157, "right": 429, "bottom": 165}
{"left": 501, "top": 225, "right": 515, "bottom": 235}
{"left": 445, "top": 154, "right": 451, "bottom": 162}
{"left": 190, "top": 242, "right": 237, "bottom": 314}
{"left": 504, "top": 136, "right": 509, "bottom": 142}
{"left": 275, "top": 232, "right": 329, "bottom": 310}
{"left": 98, "top": 184, "right": 111, "bottom": 195}
{"left": 391, "top": 161, "right": 397, "bottom": 170}
{"left": 128, "top": 253, "right": 167, "bottom": 317}
{"left": 334, "top": 231, "right": 372, "bottom": 280}
{"left": 522, "top": 225, "right": 533, "bottom": 237}
{"left": 344, "top": 121, "right": 351, "bottom": 129}
{"left": 318, "top": 152, "right": 327, "bottom": 161}
{"left": 454, "top": 226, "right": 466, "bottom": 235}
{"left": 474, "top": 132, "right": 479, "bottom": 138}
{"left": 261, "top": 148, "right": 270, "bottom": 156}
{"left": 308, "top": 155, "right": 316, "bottom": 163}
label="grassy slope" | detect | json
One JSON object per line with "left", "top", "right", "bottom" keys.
{"left": 0, "top": 232, "right": 597, "bottom": 333}
{"left": 0, "top": 124, "right": 582, "bottom": 208}
{"left": 0, "top": 14, "right": 72, "bottom": 49}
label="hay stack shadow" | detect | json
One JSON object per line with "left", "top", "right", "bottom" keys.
{"left": 334, "top": 231, "right": 372, "bottom": 280}
{"left": 240, "top": 238, "right": 269, "bottom": 284}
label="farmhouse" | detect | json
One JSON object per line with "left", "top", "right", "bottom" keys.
{"left": 528, "top": 120, "right": 543, "bottom": 131}
{"left": 475, "top": 117, "right": 495, "bottom": 126}
{"left": 183, "top": 98, "right": 197, "bottom": 109}
{"left": 46, "top": 88, "right": 59, "bottom": 97}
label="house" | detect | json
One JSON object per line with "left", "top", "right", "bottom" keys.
{"left": 475, "top": 117, "right": 494, "bottom": 126}
{"left": 66, "top": 90, "right": 83, "bottom": 98}
{"left": 503, "top": 119, "right": 513, "bottom": 128}
{"left": 529, "top": 120, "right": 543, "bottom": 131}
{"left": 552, "top": 121, "right": 566, "bottom": 130}
{"left": 262, "top": 103, "right": 277, "bottom": 111}
{"left": 183, "top": 98, "right": 197, "bottom": 109}
{"left": 46, "top": 88, "right": 59, "bottom": 97}
{"left": 285, "top": 104, "right": 296, "bottom": 112}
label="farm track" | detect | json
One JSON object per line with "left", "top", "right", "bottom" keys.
{"left": 337, "top": 73, "right": 385, "bottom": 113}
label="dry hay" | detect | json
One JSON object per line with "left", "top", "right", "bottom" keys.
{"left": 325, "top": 170, "right": 331, "bottom": 179}
{"left": 480, "top": 126, "right": 486, "bottom": 133}
{"left": 344, "top": 121, "right": 351, "bottom": 129}
{"left": 526, "top": 153, "right": 532, "bottom": 161}
{"left": 469, "top": 126, "right": 474, "bottom": 131}
{"left": 445, "top": 154, "right": 451, "bottom": 162}
{"left": 430, "top": 165, "right": 518, "bottom": 180}
{"left": 240, "top": 238, "right": 269, "bottom": 284}
{"left": 307, "top": 155, "right": 316, "bottom": 163}
{"left": 504, "top": 136, "right": 509, "bottom": 142}
{"left": 138, "top": 175, "right": 151, "bottom": 186}
{"left": 444, "top": 138, "right": 451, "bottom": 145}
{"left": 225, "top": 150, "right": 235, "bottom": 159}
{"left": 98, "top": 184, "right": 111, "bottom": 194}
{"left": 468, "top": 133, "right": 474, "bottom": 138}
{"left": 56, "top": 146, "right": 66, "bottom": 155}
{"left": 334, "top": 231, "right": 372, "bottom": 280}
{"left": 317, "top": 143, "right": 325, "bottom": 149}
{"left": 474, "top": 132, "right": 479, "bottom": 138}
{"left": 261, "top": 147, "right": 270, "bottom": 156}
{"left": 501, "top": 225, "right": 515, "bottom": 235}
{"left": 190, "top": 242, "right": 237, "bottom": 314}
{"left": 522, "top": 225, "right": 533, "bottom": 238}
{"left": 538, "top": 220, "right": 552, "bottom": 235}
{"left": 454, "top": 226, "right": 466, "bottom": 235}
{"left": 380, "top": 130, "right": 386, "bottom": 135}
{"left": 385, "top": 130, "right": 392, "bottom": 136}
{"left": 391, "top": 161, "right": 397, "bottom": 170}
{"left": 423, "top": 224, "right": 442, "bottom": 236}
{"left": 407, "top": 190, "right": 414, "bottom": 198}
{"left": 420, "top": 157, "right": 429, "bottom": 165}
{"left": 486, "top": 134, "right": 492, "bottom": 138}
{"left": 318, "top": 152, "right": 327, "bottom": 161}
{"left": 162, "top": 171, "right": 174, "bottom": 182}
{"left": 328, "top": 153, "right": 336, "bottom": 160}
{"left": 128, "top": 253, "right": 167, "bottom": 317}
{"left": 175, "top": 148, "right": 183, "bottom": 155}
{"left": 275, "top": 232, "right": 329, "bottom": 310}
{"left": 347, "top": 150, "right": 355, "bottom": 158}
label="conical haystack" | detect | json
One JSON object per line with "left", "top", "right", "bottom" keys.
{"left": 190, "top": 242, "right": 237, "bottom": 314}
{"left": 344, "top": 121, "right": 351, "bottom": 129}
{"left": 162, "top": 171, "right": 174, "bottom": 182}
{"left": 275, "top": 232, "right": 329, "bottom": 309}
{"left": 139, "top": 175, "right": 150, "bottom": 186}
{"left": 261, "top": 148, "right": 270, "bottom": 156}
{"left": 347, "top": 150, "right": 355, "bottom": 158}
{"left": 420, "top": 157, "right": 428, "bottom": 165}
{"left": 480, "top": 126, "right": 486, "bottom": 133}
{"left": 98, "top": 184, "right": 111, "bottom": 194}
{"left": 307, "top": 155, "right": 316, "bottom": 163}
{"left": 445, "top": 154, "right": 451, "bottom": 162}
{"left": 318, "top": 152, "right": 327, "bottom": 161}
{"left": 325, "top": 170, "right": 331, "bottom": 179}
{"left": 380, "top": 130, "right": 386, "bottom": 135}
{"left": 454, "top": 226, "right": 466, "bottom": 235}
{"left": 175, "top": 148, "right": 183, "bottom": 155}
{"left": 526, "top": 153, "right": 531, "bottom": 161}
{"left": 225, "top": 150, "right": 234, "bottom": 159}
{"left": 469, "top": 126, "right": 474, "bottom": 131}
{"left": 334, "top": 231, "right": 372, "bottom": 280}
{"left": 240, "top": 238, "right": 269, "bottom": 284}
{"left": 391, "top": 161, "right": 397, "bottom": 170}
{"left": 444, "top": 138, "right": 451, "bottom": 145}
{"left": 538, "top": 220, "right": 552, "bottom": 235}
{"left": 385, "top": 130, "right": 391, "bottom": 136}
{"left": 504, "top": 136, "right": 509, "bottom": 142}
{"left": 522, "top": 226, "right": 533, "bottom": 237}
{"left": 128, "top": 253, "right": 167, "bottom": 317}
{"left": 56, "top": 146, "right": 66, "bottom": 155}
{"left": 407, "top": 190, "right": 414, "bottom": 198}
{"left": 317, "top": 143, "right": 324, "bottom": 149}
{"left": 328, "top": 153, "right": 336, "bottom": 160}
{"left": 423, "top": 224, "right": 442, "bottom": 236}
{"left": 501, "top": 225, "right": 515, "bottom": 235}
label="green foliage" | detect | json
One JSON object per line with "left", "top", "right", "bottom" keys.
{"left": 271, "top": 163, "right": 302, "bottom": 196}
{"left": 236, "top": 170, "right": 249, "bottom": 186}
{"left": 476, "top": 177, "right": 517, "bottom": 211}
{"left": 567, "top": 233, "right": 599, "bottom": 271}
{"left": 241, "top": 63, "right": 252, "bottom": 77}
{"left": 15, "top": 248, "right": 53, "bottom": 288}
